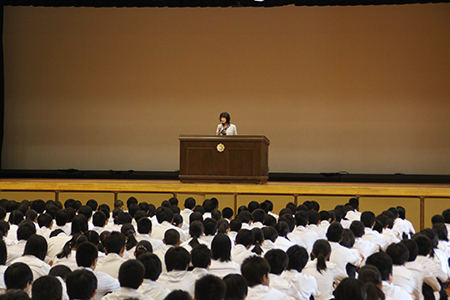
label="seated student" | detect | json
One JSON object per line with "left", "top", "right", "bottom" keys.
{"left": 53, "top": 209, "right": 71, "bottom": 236}
{"left": 361, "top": 212, "right": 388, "bottom": 251}
{"left": 228, "top": 219, "right": 242, "bottom": 243}
{"left": 333, "top": 277, "right": 366, "bottom": 300}
{"left": 264, "top": 249, "right": 301, "bottom": 300}
{"left": 209, "top": 234, "right": 240, "bottom": 278}
{"left": 260, "top": 226, "right": 281, "bottom": 253}
{"left": 53, "top": 233, "right": 88, "bottom": 270}
{"left": 250, "top": 209, "right": 266, "bottom": 229}
{"left": 75, "top": 242, "right": 120, "bottom": 300}
{"left": 261, "top": 200, "right": 278, "bottom": 221}
{"left": 154, "top": 229, "right": 181, "bottom": 273}
{"left": 385, "top": 242, "right": 415, "bottom": 296}
{"left": 31, "top": 275, "right": 63, "bottom": 300}
{"left": 222, "top": 207, "right": 234, "bottom": 222}
{"left": 0, "top": 220, "right": 15, "bottom": 247}
{"left": 49, "top": 265, "right": 71, "bottom": 300}
{"left": 223, "top": 274, "right": 248, "bottom": 300}
{"left": 357, "top": 265, "right": 387, "bottom": 300}
{"left": 306, "top": 210, "right": 326, "bottom": 239}
{"left": 164, "top": 290, "right": 192, "bottom": 300}
{"left": 102, "top": 259, "right": 151, "bottom": 300}
{"left": 302, "top": 239, "right": 346, "bottom": 300}
{"left": 281, "top": 245, "right": 318, "bottom": 300}
{"left": 0, "top": 289, "right": 31, "bottom": 300}
{"left": 7, "top": 221, "right": 36, "bottom": 264}
{"left": 194, "top": 275, "right": 226, "bottom": 300}
{"left": 137, "top": 253, "right": 170, "bottom": 300}
{"left": 151, "top": 207, "right": 187, "bottom": 242}
{"left": 366, "top": 252, "right": 413, "bottom": 300}
{"left": 92, "top": 211, "right": 108, "bottom": 235}
{"left": 190, "top": 244, "right": 211, "bottom": 281}
{"left": 231, "top": 229, "right": 254, "bottom": 265}
{"left": 0, "top": 239, "right": 7, "bottom": 293}
{"left": 156, "top": 247, "right": 196, "bottom": 297}
{"left": 180, "top": 221, "right": 209, "bottom": 253}
{"left": 200, "top": 218, "right": 218, "bottom": 248}
{"left": 241, "top": 256, "right": 290, "bottom": 300}
{"left": 95, "top": 232, "right": 127, "bottom": 279}
{"left": 134, "top": 240, "right": 153, "bottom": 258}
{"left": 180, "top": 197, "right": 196, "bottom": 226}
{"left": 274, "top": 221, "right": 296, "bottom": 252}
{"left": 350, "top": 221, "right": 379, "bottom": 262}
{"left": 237, "top": 211, "right": 253, "bottom": 230}
{"left": 8, "top": 210, "right": 24, "bottom": 243}
{"left": 11, "top": 235, "right": 50, "bottom": 281}
{"left": 4, "top": 263, "right": 33, "bottom": 293}
{"left": 36, "top": 213, "right": 53, "bottom": 240}
{"left": 136, "top": 218, "right": 165, "bottom": 252}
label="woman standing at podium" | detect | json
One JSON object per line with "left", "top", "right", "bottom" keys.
{"left": 216, "top": 112, "right": 237, "bottom": 136}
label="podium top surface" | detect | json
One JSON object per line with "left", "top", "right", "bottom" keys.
{"left": 179, "top": 135, "right": 270, "bottom": 145}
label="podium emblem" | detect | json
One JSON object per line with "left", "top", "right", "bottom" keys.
{"left": 216, "top": 143, "right": 225, "bottom": 152}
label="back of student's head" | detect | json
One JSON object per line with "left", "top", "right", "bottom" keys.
{"left": 241, "top": 256, "right": 270, "bottom": 287}
{"left": 274, "top": 221, "right": 290, "bottom": 238}
{"left": 333, "top": 277, "right": 366, "bottom": 300}
{"left": 223, "top": 274, "right": 248, "bottom": 300}
{"left": 76, "top": 242, "right": 98, "bottom": 268}
{"left": 294, "top": 211, "right": 308, "bottom": 227}
{"left": 23, "top": 235, "right": 47, "bottom": 261}
{"left": 358, "top": 265, "right": 385, "bottom": 300}
{"left": 237, "top": 211, "right": 252, "bottom": 224}
{"left": 340, "top": 229, "right": 356, "bottom": 249}
{"left": 9, "top": 210, "right": 24, "bottom": 226}
{"left": 37, "top": 213, "right": 53, "bottom": 229}
{"left": 164, "top": 290, "right": 193, "bottom": 300}
{"left": 252, "top": 209, "right": 266, "bottom": 224}
{"left": 135, "top": 240, "right": 153, "bottom": 258}
{"left": 191, "top": 244, "right": 211, "bottom": 269}
{"left": 17, "top": 221, "right": 36, "bottom": 241}
{"left": 366, "top": 252, "right": 392, "bottom": 281}
{"left": 433, "top": 223, "right": 449, "bottom": 241}
{"left": 164, "top": 229, "right": 180, "bottom": 246}
{"left": 263, "top": 226, "right": 278, "bottom": 243}
{"left": 311, "top": 239, "right": 331, "bottom": 274}
{"left": 184, "top": 197, "right": 196, "bottom": 210}
{"left": 230, "top": 219, "right": 242, "bottom": 232}
{"left": 307, "top": 210, "right": 320, "bottom": 225}
{"left": 386, "top": 242, "right": 409, "bottom": 266}
{"left": 413, "top": 234, "right": 432, "bottom": 256}
{"left": 402, "top": 239, "right": 418, "bottom": 262}
{"left": 71, "top": 214, "right": 88, "bottom": 235}
{"left": 55, "top": 209, "right": 69, "bottom": 226}
{"left": 5, "top": 262, "right": 33, "bottom": 290}
{"left": 235, "top": 229, "right": 254, "bottom": 247}
{"left": 137, "top": 217, "right": 152, "bottom": 234}
{"left": 137, "top": 253, "right": 162, "bottom": 281}
{"left": 0, "top": 239, "right": 6, "bottom": 266}
{"left": 195, "top": 274, "right": 226, "bottom": 300}
{"left": 165, "top": 247, "right": 190, "bottom": 272}
{"left": 326, "top": 222, "right": 344, "bottom": 242}
{"left": 31, "top": 276, "right": 62, "bottom": 300}
{"left": 66, "top": 269, "right": 97, "bottom": 300}
{"left": 361, "top": 211, "right": 376, "bottom": 228}
{"left": 0, "top": 289, "right": 31, "bottom": 300}
{"left": 286, "top": 245, "right": 308, "bottom": 272}
{"left": 156, "top": 206, "right": 174, "bottom": 224}
{"left": 103, "top": 231, "right": 126, "bottom": 254}
{"left": 442, "top": 208, "right": 450, "bottom": 224}
{"left": 203, "top": 218, "right": 218, "bottom": 236}
{"left": 92, "top": 211, "right": 107, "bottom": 227}
{"left": 49, "top": 265, "right": 72, "bottom": 282}
{"left": 211, "top": 233, "right": 232, "bottom": 262}
{"left": 419, "top": 228, "right": 439, "bottom": 251}
{"left": 264, "top": 249, "right": 288, "bottom": 275}
{"left": 118, "top": 259, "right": 145, "bottom": 289}
{"left": 350, "top": 221, "right": 365, "bottom": 238}
{"left": 222, "top": 207, "right": 234, "bottom": 220}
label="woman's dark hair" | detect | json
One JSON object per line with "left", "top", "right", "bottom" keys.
{"left": 84, "top": 230, "right": 100, "bottom": 246}
{"left": 135, "top": 240, "right": 153, "bottom": 258}
{"left": 334, "top": 277, "right": 367, "bottom": 300}
{"left": 121, "top": 223, "right": 138, "bottom": 251}
{"left": 223, "top": 274, "right": 248, "bottom": 300}
{"left": 251, "top": 228, "right": 264, "bottom": 255}
{"left": 189, "top": 221, "right": 204, "bottom": 249}
{"left": 219, "top": 112, "right": 230, "bottom": 124}
{"left": 24, "top": 234, "right": 48, "bottom": 261}
{"left": 49, "top": 265, "right": 72, "bottom": 280}
{"left": 433, "top": 223, "right": 449, "bottom": 241}
{"left": 340, "top": 229, "right": 356, "bottom": 249}
{"left": 358, "top": 265, "right": 385, "bottom": 300}
{"left": 0, "top": 239, "right": 7, "bottom": 265}
{"left": 71, "top": 214, "right": 88, "bottom": 235}
{"left": 57, "top": 233, "right": 88, "bottom": 259}
{"left": 8, "top": 210, "right": 24, "bottom": 225}
{"left": 217, "top": 219, "right": 229, "bottom": 234}
{"left": 311, "top": 239, "right": 331, "bottom": 274}
{"left": 211, "top": 233, "right": 232, "bottom": 262}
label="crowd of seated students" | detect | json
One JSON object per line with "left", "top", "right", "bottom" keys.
{"left": 0, "top": 196, "right": 449, "bottom": 300}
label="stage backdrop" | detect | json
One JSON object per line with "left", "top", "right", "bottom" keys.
{"left": 2, "top": 4, "right": 450, "bottom": 174}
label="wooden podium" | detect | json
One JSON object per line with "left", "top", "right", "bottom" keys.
{"left": 179, "top": 135, "right": 269, "bottom": 184}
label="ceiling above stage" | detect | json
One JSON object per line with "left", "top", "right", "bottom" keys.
{"left": 3, "top": 0, "right": 450, "bottom": 7}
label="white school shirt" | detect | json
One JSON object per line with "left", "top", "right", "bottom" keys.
{"left": 96, "top": 253, "right": 127, "bottom": 279}
{"left": 101, "top": 287, "right": 153, "bottom": 300}
{"left": 135, "top": 233, "right": 165, "bottom": 252}
{"left": 362, "top": 228, "right": 388, "bottom": 250}
{"left": 329, "top": 242, "right": 361, "bottom": 273}
{"left": 150, "top": 221, "right": 188, "bottom": 242}
{"left": 190, "top": 267, "right": 209, "bottom": 282}
{"left": 391, "top": 265, "right": 415, "bottom": 295}
{"left": 345, "top": 210, "right": 361, "bottom": 222}
{"left": 302, "top": 260, "right": 346, "bottom": 300}
{"left": 246, "top": 284, "right": 292, "bottom": 300}
{"left": 405, "top": 260, "right": 440, "bottom": 300}
{"left": 153, "top": 245, "right": 173, "bottom": 273}
{"left": 156, "top": 270, "right": 196, "bottom": 297}
{"left": 307, "top": 224, "right": 326, "bottom": 240}
{"left": 415, "top": 255, "right": 448, "bottom": 282}
{"left": 180, "top": 208, "right": 193, "bottom": 225}
{"left": 47, "top": 232, "right": 71, "bottom": 260}
{"left": 37, "top": 226, "right": 52, "bottom": 240}
{"left": 11, "top": 255, "right": 51, "bottom": 280}
{"left": 0, "top": 265, "right": 8, "bottom": 294}
{"left": 381, "top": 281, "right": 413, "bottom": 300}
{"left": 231, "top": 244, "right": 255, "bottom": 265}
{"left": 268, "top": 273, "right": 302, "bottom": 300}
{"left": 275, "top": 236, "right": 296, "bottom": 252}
{"left": 281, "top": 269, "right": 318, "bottom": 300}
{"left": 137, "top": 279, "right": 170, "bottom": 300}
{"left": 353, "top": 237, "right": 379, "bottom": 261}
{"left": 77, "top": 267, "right": 120, "bottom": 300}
{"left": 208, "top": 259, "right": 241, "bottom": 278}
{"left": 291, "top": 226, "right": 320, "bottom": 254}
{"left": 52, "top": 250, "right": 78, "bottom": 270}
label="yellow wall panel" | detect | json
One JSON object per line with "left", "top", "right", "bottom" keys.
{"left": 0, "top": 191, "right": 55, "bottom": 202}
{"left": 423, "top": 198, "right": 450, "bottom": 229}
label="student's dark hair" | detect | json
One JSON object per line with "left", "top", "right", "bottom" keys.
{"left": 211, "top": 209, "right": 222, "bottom": 222}
{"left": 340, "top": 229, "right": 355, "bottom": 248}
{"left": 75, "top": 242, "right": 98, "bottom": 267}
{"left": 0, "top": 239, "right": 6, "bottom": 266}
{"left": 211, "top": 233, "right": 232, "bottom": 262}
{"left": 358, "top": 265, "right": 385, "bottom": 300}
{"left": 193, "top": 205, "right": 205, "bottom": 215}
{"left": 349, "top": 198, "right": 359, "bottom": 210}
{"left": 217, "top": 219, "right": 229, "bottom": 234}
{"left": 37, "top": 213, "right": 52, "bottom": 229}
{"left": 372, "top": 220, "right": 384, "bottom": 234}
{"left": 71, "top": 214, "right": 88, "bottom": 235}
{"left": 432, "top": 214, "right": 445, "bottom": 225}
{"left": 350, "top": 221, "right": 365, "bottom": 238}
{"left": 171, "top": 213, "right": 182, "bottom": 226}
{"left": 31, "top": 276, "right": 62, "bottom": 300}
{"left": 17, "top": 221, "right": 36, "bottom": 241}
{"left": 78, "top": 206, "right": 93, "bottom": 221}
{"left": 25, "top": 210, "right": 37, "bottom": 223}
{"left": 222, "top": 207, "right": 233, "bottom": 219}
{"left": 203, "top": 199, "right": 215, "bottom": 213}
{"left": 138, "top": 202, "right": 149, "bottom": 213}
{"left": 116, "top": 212, "right": 132, "bottom": 225}
{"left": 273, "top": 221, "right": 288, "bottom": 238}
{"left": 103, "top": 231, "right": 126, "bottom": 254}
{"left": 24, "top": 235, "right": 47, "bottom": 261}
{"left": 361, "top": 211, "right": 376, "bottom": 228}
{"left": 66, "top": 269, "right": 97, "bottom": 300}
{"left": 55, "top": 209, "right": 69, "bottom": 226}
{"left": 85, "top": 199, "right": 98, "bottom": 211}
{"left": 121, "top": 223, "right": 138, "bottom": 251}
{"left": 164, "top": 229, "right": 180, "bottom": 246}
{"left": 311, "top": 239, "right": 331, "bottom": 274}
{"left": 189, "top": 211, "right": 203, "bottom": 224}
{"left": 0, "top": 220, "right": 10, "bottom": 237}
{"left": 286, "top": 245, "right": 308, "bottom": 272}
{"left": 126, "top": 204, "right": 139, "bottom": 219}
{"left": 134, "top": 210, "right": 148, "bottom": 223}
{"left": 203, "top": 218, "right": 218, "bottom": 236}
{"left": 251, "top": 228, "right": 264, "bottom": 255}
{"left": 325, "top": 222, "right": 343, "bottom": 243}
{"left": 235, "top": 229, "right": 254, "bottom": 247}
{"left": 413, "top": 234, "right": 432, "bottom": 256}
{"left": 264, "top": 215, "right": 276, "bottom": 227}
{"left": 251, "top": 209, "right": 266, "bottom": 223}
{"left": 49, "top": 265, "right": 72, "bottom": 280}
{"left": 191, "top": 244, "right": 211, "bottom": 269}
{"left": 285, "top": 202, "right": 296, "bottom": 214}
{"left": 319, "top": 210, "right": 330, "bottom": 221}
{"left": 237, "top": 211, "right": 252, "bottom": 224}
{"left": 294, "top": 211, "right": 308, "bottom": 227}
{"left": 5, "top": 262, "right": 33, "bottom": 290}
{"left": 126, "top": 197, "right": 138, "bottom": 209}
{"left": 401, "top": 239, "right": 418, "bottom": 262}
{"left": 237, "top": 205, "right": 248, "bottom": 214}
{"left": 92, "top": 211, "right": 107, "bottom": 227}
{"left": 137, "top": 253, "right": 162, "bottom": 281}
{"left": 366, "top": 252, "right": 392, "bottom": 281}
{"left": 262, "top": 226, "right": 277, "bottom": 243}
{"left": 333, "top": 277, "right": 367, "bottom": 300}
{"left": 135, "top": 240, "right": 153, "bottom": 257}
{"left": 0, "top": 289, "right": 31, "bottom": 300}
{"left": 433, "top": 223, "right": 449, "bottom": 241}
{"left": 442, "top": 208, "right": 450, "bottom": 224}
{"left": 419, "top": 228, "right": 438, "bottom": 255}
{"left": 219, "top": 112, "right": 231, "bottom": 124}
{"left": 9, "top": 210, "right": 24, "bottom": 226}
{"left": 84, "top": 230, "right": 100, "bottom": 246}
{"left": 118, "top": 259, "right": 145, "bottom": 289}
{"left": 230, "top": 219, "right": 242, "bottom": 232}
{"left": 241, "top": 256, "right": 270, "bottom": 287}
{"left": 386, "top": 242, "right": 409, "bottom": 265}
{"left": 195, "top": 274, "right": 226, "bottom": 300}
{"left": 210, "top": 197, "right": 219, "bottom": 209}
{"left": 188, "top": 220, "right": 204, "bottom": 249}
{"left": 57, "top": 233, "right": 88, "bottom": 259}
{"left": 279, "top": 208, "right": 292, "bottom": 218}
{"left": 306, "top": 210, "right": 320, "bottom": 225}
{"left": 164, "top": 290, "right": 193, "bottom": 300}
{"left": 264, "top": 249, "right": 288, "bottom": 275}
{"left": 165, "top": 247, "right": 190, "bottom": 272}
{"left": 114, "top": 200, "right": 123, "bottom": 209}
{"left": 49, "top": 229, "right": 65, "bottom": 238}
{"left": 184, "top": 197, "right": 196, "bottom": 209}
{"left": 156, "top": 206, "right": 174, "bottom": 224}
{"left": 136, "top": 217, "right": 151, "bottom": 234}
{"left": 223, "top": 274, "right": 248, "bottom": 300}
